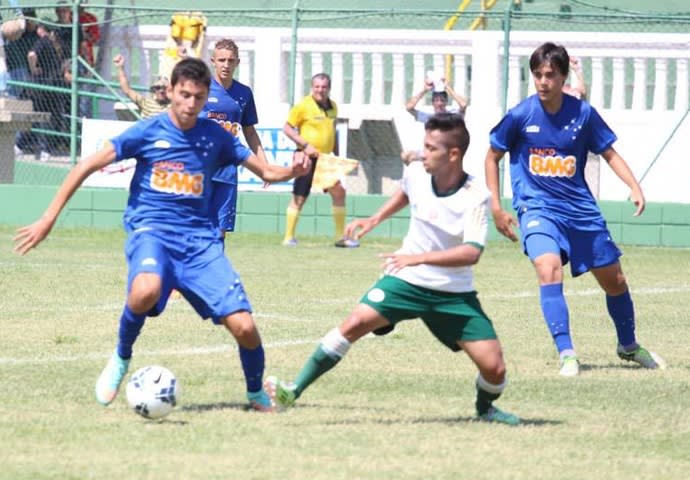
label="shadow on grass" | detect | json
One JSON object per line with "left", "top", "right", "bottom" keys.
{"left": 319, "top": 414, "right": 561, "bottom": 427}
{"left": 180, "top": 401, "right": 250, "bottom": 412}
{"left": 579, "top": 362, "right": 662, "bottom": 372}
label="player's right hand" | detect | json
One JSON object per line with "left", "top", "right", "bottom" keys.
{"left": 492, "top": 209, "right": 519, "bottom": 242}
{"left": 13, "top": 218, "right": 54, "bottom": 256}
{"left": 113, "top": 54, "right": 124, "bottom": 67}
{"left": 345, "top": 218, "right": 374, "bottom": 241}
{"left": 291, "top": 151, "right": 311, "bottom": 177}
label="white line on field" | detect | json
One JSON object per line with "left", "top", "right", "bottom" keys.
{"left": 482, "top": 285, "right": 690, "bottom": 299}
{"left": 3, "top": 285, "right": 688, "bottom": 314}
{"left": 1, "top": 285, "right": 687, "bottom": 366}
{"left": 0, "top": 337, "right": 320, "bottom": 366}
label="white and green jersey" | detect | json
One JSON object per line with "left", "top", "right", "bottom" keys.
{"left": 393, "top": 162, "right": 490, "bottom": 293}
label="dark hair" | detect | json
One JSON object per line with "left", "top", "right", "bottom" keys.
{"left": 170, "top": 58, "right": 211, "bottom": 89}
{"left": 431, "top": 91, "right": 448, "bottom": 101}
{"left": 424, "top": 113, "right": 470, "bottom": 155}
{"left": 530, "top": 42, "right": 569, "bottom": 77}
{"left": 312, "top": 72, "right": 331, "bottom": 87}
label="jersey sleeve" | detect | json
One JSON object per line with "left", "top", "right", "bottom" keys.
{"left": 218, "top": 129, "right": 252, "bottom": 166}
{"left": 463, "top": 195, "right": 490, "bottom": 248}
{"left": 586, "top": 106, "right": 617, "bottom": 154}
{"left": 400, "top": 161, "right": 419, "bottom": 195}
{"left": 109, "top": 121, "right": 146, "bottom": 161}
{"left": 489, "top": 109, "right": 520, "bottom": 152}
{"left": 241, "top": 87, "right": 259, "bottom": 126}
{"left": 286, "top": 101, "right": 304, "bottom": 128}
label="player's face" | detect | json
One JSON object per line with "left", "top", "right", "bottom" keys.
{"left": 532, "top": 61, "right": 566, "bottom": 106}
{"left": 311, "top": 78, "right": 331, "bottom": 103}
{"left": 168, "top": 79, "right": 209, "bottom": 129}
{"left": 421, "top": 129, "right": 456, "bottom": 175}
{"left": 211, "top": 48, "right": 239, "bottom": 84}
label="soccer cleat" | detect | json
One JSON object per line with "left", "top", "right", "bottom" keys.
{"left": 264, "top": 375, "right": 297, "bottom": 411}
{"left": 95, "top": 350, "right": 130, "bottom": 406}
{"left": 559, "top": 355, "right": 580, "bottom": 377}
{"left": 282, "top": 238, "right": 298, "bottom": 247}
{"left": 335, "top": 237, "right": 360, "bottom": 248}
{"left": 477, "top": 406, "right": 521, "bottom": 426}
{"left": 247, "top": 389, "right": 276, "bottom": 413}
{"left": 617, "top": 345, "right": 667, "bottom": 369}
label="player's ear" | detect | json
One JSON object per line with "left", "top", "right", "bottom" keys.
{"left": 449, "top": 146, "right": 462, "bottom": 163}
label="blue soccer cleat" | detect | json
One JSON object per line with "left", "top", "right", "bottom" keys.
{"left": 95, "top": 350, "right": 130, "bottom": 406}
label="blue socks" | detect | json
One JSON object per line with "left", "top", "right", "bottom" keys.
{"left": 539, "top": 283, "right": 573, "bottom": 355}
{"left": 239, "top": 345, "right": 265, "bottom": 393}
{"left": 116, "top": 306, "right": 146, "bottom": 360}
{"left": 606, "top": 290, "right": 637, "bottom": 350}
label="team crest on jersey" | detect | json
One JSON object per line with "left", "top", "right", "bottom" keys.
{"left": 526, "top": 125, "right": 540, "bottom": 133}
{"left": 154, "top": 140, "right": 171, "bottom": 149}
{"left": 529, "top": 147, "right": 576, "bottom": 178}
{"left": 208, "top": 97, "right": 219, "bottom": 103}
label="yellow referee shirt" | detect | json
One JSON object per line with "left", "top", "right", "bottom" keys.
{"left": 286, "top": 95, "right": 337, "bottom": 153}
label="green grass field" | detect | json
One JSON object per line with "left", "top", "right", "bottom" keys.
{"left": 1, "top": 226, "right": 689, "bottom": 479}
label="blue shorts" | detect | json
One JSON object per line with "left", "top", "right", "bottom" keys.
{"left": 519, "top": 209, "right": 621, "bottom": 277}
{"left": 211, "top": 175, "right": 238, "bottom": 233}
{"left": 125, "top": 229, "right": 252, "bottom": 323}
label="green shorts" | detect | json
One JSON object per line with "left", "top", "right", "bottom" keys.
{"left": 359, "top": 275, "right": 497, "bottom": 352}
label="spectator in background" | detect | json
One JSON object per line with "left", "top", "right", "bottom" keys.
{"left": 78, "top": 1, "right": 100, "bottom": 68}
{"left": 401, "top": 75, "right": 468, "bottom": 165}
{"left": 113, "top": 54, "right": 170, "bottom": 118}
{"left": 54, "top": 1, "right": 87, "bottom": 61}
{"left": 5, "top": 8, "right": 38, "bottom": 99}
{"left": 562, "top": 56, "right": 587, "bottom": 100}
{"left": 406, "top": 77, "right": 468, "bottom": 123}
{"left": 27, "top": 18, "right": 68, "bottom": 161}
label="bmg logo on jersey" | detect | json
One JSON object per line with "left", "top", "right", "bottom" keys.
{"left": 151, "top": 162, "right": 204, "bottom": 196}
{"left": 529, "top": 148, "right": 576, "bottom": 177}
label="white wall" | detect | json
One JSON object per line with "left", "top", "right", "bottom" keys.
{"left": 101, "top": 26, "right": 690, "bottom": 203}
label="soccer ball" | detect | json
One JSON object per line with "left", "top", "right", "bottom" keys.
{"left": 126, "top": 365, "right": 179, "bottom": 419}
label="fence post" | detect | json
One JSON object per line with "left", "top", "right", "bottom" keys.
{"left": 287, "top": 0, "right": 301, "bottom": 106}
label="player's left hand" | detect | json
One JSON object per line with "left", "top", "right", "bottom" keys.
{"left": 13, "top": 218, "right": 54, "bottom": 255}
{"left": 630, "top": 187, "right": 645, "bottom": 216}
{"left": 380, "top": 252, "right": 421, "bottom": 274}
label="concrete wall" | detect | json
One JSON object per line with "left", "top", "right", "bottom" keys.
{"left": 3, "top": 185, "right": 689, "bottom": 247}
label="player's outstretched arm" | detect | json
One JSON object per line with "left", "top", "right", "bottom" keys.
{"left": 13, "top": 145, "right": 117, "bottom": 255}
{"left": 346, "top": 189, "right": 409, "bottom": 241}
{"left": 601, "top": 146, "right": 645, "bottom": 216}
{"left": 242, "top": 151, "right": 311, "bottom": 183}
{"left": 485, "top": 146, "right": 518, "bottom": 242}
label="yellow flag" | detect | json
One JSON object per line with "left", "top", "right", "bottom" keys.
{"left": 311, "top": 154, "right": 360, "bottom": 191}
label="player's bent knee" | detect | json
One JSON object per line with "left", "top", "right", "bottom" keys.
{"left": 127, "top": 282, "right": 161, "bottom": 314}
{"left": 340, "top": 306, "right": 382, "bottom": 341}
{"left": 222, "top": 312, "right": 260, "bottom": 346}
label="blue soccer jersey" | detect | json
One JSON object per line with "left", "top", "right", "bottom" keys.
{"left": 200, "top": 77, "right": 258, "bottom": 184}
{"left": 109, "top": 113, "right": 251, "bottom": 237}
{"left": 490, "top": 94, "right": 616, "bottom": 222}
